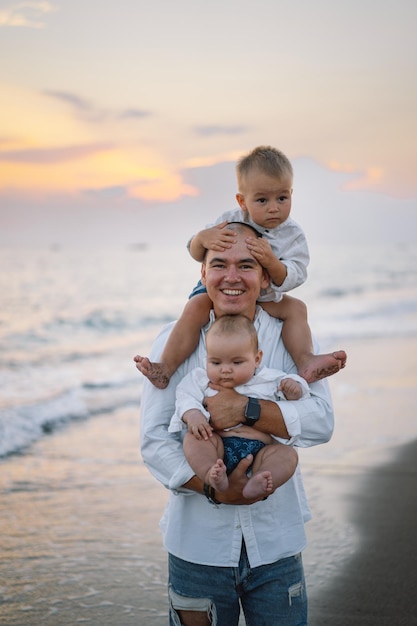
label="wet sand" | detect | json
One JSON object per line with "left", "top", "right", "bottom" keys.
{"left": 1, "top": 336, "right": 417, "bottom": 625}
{"left": 307, "top": 438, "right": 417, "bottom": 625}
{"left": 302, "top": 335, "right": 417, "bottom": 624}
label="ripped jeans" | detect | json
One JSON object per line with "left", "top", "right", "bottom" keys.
{"left": 168, "top": 541, "right": 308, "bottom": 625}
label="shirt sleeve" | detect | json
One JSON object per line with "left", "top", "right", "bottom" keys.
{"left": 279, "top": 229, "right": 310, "bottom": 292}
{"left": 254, "top": 310, "right": 334, "bottom": 448}
{"left": 275, "top": 362, "right": 333, "bottom": 447}
{"left": 256, "top": 221, "right": 310, "bottom": 302}
{"left": 140, "top": 323, "right": 203, "bottom": 492}
{"left": 169, "top": 369, "right": 210, "bottom": 432}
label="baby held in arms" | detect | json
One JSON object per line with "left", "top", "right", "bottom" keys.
{"left": 168, "top": 315, "right": 309, "bottom": 500}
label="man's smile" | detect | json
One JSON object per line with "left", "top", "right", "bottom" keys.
{"left": 222, "top": 289, "right": 244, "bottom": 296}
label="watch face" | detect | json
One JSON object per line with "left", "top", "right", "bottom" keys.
{"left": 245, "top": 398, "right": 260, "bottom": 424}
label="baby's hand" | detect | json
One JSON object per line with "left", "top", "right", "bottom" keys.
{"left": 279, "top": 378, "right": 302, "bottom": 401}
{"left": 245, "top": 236, "right": 275, "bottom": 268}
{"left": 201, "top": 221, "right": 237, "bottom": 251}
{"left": 184, "top": 412, "right": 214, "bottom": 440}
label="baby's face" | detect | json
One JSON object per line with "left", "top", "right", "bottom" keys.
{"left": 237, "top": 170, "right": 293, "bottom": 229}
{"left": 206, "top": 332, "right": 262, "bottom": 388}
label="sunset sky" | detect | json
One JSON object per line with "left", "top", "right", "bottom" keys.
{"left": 1, "top": 0, "right": 417, "bottom": 247}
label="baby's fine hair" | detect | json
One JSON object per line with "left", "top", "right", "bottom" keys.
{"left": 206, "top": 314, "right": 259, "bottom": 352}
{"left": 236, "top": 145, "right": 293, "bottom": 187}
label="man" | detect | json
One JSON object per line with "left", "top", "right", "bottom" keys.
{"left": 138, "top": 223, "right": 334, "bottom": 625}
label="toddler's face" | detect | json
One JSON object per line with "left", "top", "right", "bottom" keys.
{"left": 206, "top": 332, "right": 262, "bottom": 388}
{"left": 237, "top": 170, "right": 293, "bottom": 229}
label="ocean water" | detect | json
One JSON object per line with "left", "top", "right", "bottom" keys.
{"left": 1, "top": 241, "right": 417, "bottom": 459}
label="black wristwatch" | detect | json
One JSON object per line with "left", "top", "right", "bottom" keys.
{"left": 244, "top": 397, "right": 261, "bottom": 426}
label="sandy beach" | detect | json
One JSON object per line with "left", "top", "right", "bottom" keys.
{"left": 1, "top": 335, "right": 417, "bottom": 625}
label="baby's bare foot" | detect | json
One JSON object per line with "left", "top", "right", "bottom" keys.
{"left": 299, "top": 350, "right": 347, "bottom": 384}
{"left": 133, "top": 355, "right": 171, "bottom": 389}
{"left": 206, "top": 459, "right": 229, "bottom": 493}
{"left": 242, "top": 471, "right": 273, "bottom": 499}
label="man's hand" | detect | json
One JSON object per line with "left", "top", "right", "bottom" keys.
{"left": 207, "top": 387, "right": 289, "bottom": 439}
{"left": 183, "top": 456, "right": 272, "bottom": 505}
{"left": 205, "top": 387, "right": 246, "bottom": 430}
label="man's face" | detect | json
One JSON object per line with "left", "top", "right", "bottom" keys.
{"left": 201, "top": 229, "right": 270, "bottom": 319}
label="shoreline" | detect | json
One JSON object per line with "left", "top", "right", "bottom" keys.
{"left": 302, "top": 334, "right": 417, "bottom": 624}
{"left": 0, "top": 407, "right": 170, "bottom": 626}
{"left": 1, "top": 335, "right": 417, "bottom": 624}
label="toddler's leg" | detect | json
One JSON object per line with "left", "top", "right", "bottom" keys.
{"left": 183, "top": 432, "right": 229, "bottom": 492}
{"left": 134, "top": 293, "right": 212, "bottom": 389}
{"left": 262, "top": 295, "right": 347, "bottom": 383}
{"left": 242, "top": 442, "right": 298, "bottom": 499}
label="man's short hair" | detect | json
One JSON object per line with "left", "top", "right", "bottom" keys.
{"left": 227, "top": 221, "right": 262, "bottom": 238}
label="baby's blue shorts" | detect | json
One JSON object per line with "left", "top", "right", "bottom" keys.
{"left": 222, "top": 436, "right": 265, "bottom": 474}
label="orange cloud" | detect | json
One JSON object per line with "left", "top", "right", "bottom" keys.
{"left": 0, "top": 143, "right": 198, "bottom": 202}
{"left": 327, "top": 161, "right": 404, "bottom": 197}
{"left": 1, "top": 84, "right": 198, "bottom": 202}
{"left": 342, "top": 167, "right": 384, "bottom": 192}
